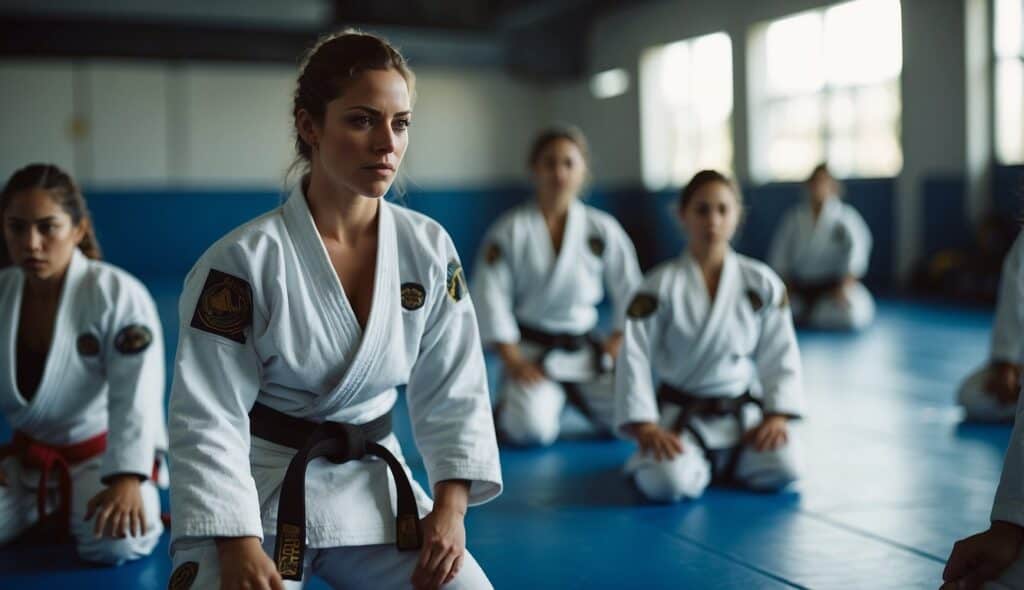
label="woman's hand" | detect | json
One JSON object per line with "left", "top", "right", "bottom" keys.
{"left": 941, "top": 521, "right": 1024, "bottom": 590}
{"left": 497, "top": 343, "right": 545, "bottom": 386}
{"left": 85, "top": 474, "right": 147, "bottom": 538}
{"left": 985, "top": 361, "right": 1021, "bottom": 405}
{"left": 412, "top": 480, "right": 470, "bottom": 590}
{"left": 744, "top": 415, "right": 790, "bottom": 452}
{"left": 216, "top": 536, "right": 285, "bottom": 590}
{"left": 626, "top": 422, "right": 683, "bottom": 461}
{"left": 603, "top": 332, "right": 624, "bottom": 360}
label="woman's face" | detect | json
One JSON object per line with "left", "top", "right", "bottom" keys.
{"left": 532, "top": 138, "right": 587, "bottom": 203}
{"left": 679, "top": 181, "right": 741, "bottom": 249}
{"left": 807, "top": 171, "right": 836, "bottom": 205}
{"left": 3, "top": 188, "right": 84, "bottom": 281}
{"left": 302, "top": 68, "right": 412, "bottom": 199}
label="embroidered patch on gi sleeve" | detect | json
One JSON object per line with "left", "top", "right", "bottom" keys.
{"left": 484, "top": 242, "right": 502, "bottom": 265}
{"left": 626, "top": 293, "right": 658, "bottom": 319}
{"left": 190, "top": 269, "right": 253, "bottom": 344}
{"left": 588, "top": 236, "right": 605, "bottom": 257}
{"left": 446, "top": 261, "right": 467, "bottom": 302}
{"left": 832, "top": 225, "right": 847, "bottom": 243}
{"left": 77, "top": 333, "right": 101, "bottom": 357}
{"left": 115, "top": 324, "right": 153, "bottom": 355}
{"left": 168, "top": 561, "right": 199, "bottom": 590}
{"left": 746, "top": 289, "right": 764, "bottom": 312}
{"left": 401, "top": 282, "right": 426, "bottom": 310}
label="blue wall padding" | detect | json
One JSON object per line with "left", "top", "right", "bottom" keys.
{"left": 83, "top": 180, "right": 896, "bottom": 289}
{"left": 920, "top": 176, "right": 971, "bottom": 259}
{"left": 994, "top": 164, "right": 1024, "bottom": 220}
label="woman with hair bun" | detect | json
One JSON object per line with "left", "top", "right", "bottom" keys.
{"left": 167, "top": 30, "right": 501, "bottom": 590}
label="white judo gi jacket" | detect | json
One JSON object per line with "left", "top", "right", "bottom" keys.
{"left": 614, "top": 250, "right": 805, "bottom": 448}
{"left": 471, "top": 199, "right": 641, "bottom": 343}
{"left": 168, "top": 187, "right": 502, "bottom": 550}
{"left": 0, "top": 249, "right": 167, "bottom": 483}
{"left": 769, "top": 197, "right": 873, "bottom": 283}
{"left": 990, "top": 233, "right": 1024, "bottom": 365}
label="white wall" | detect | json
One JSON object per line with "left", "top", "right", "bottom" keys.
{"left": 0, "top": 59, "right": 549, "bottom": 190}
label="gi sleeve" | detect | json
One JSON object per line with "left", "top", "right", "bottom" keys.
{"left": 754, "top": 276, "right": 805, "bottom": 418}
{"left": 167, "top": 249, "right": 265, "bottom": 543}
{"left": 842, "top": 207, "right": 873, "bottom": 279}
{"left": 613, "top": 275, "right": 665, "bottom": 435}
{"left": 469, "top": 222, "right": 520, "bottom": 345}
{"left": 602, "top": 221, "right": 643, "bottom": 331}
{"left": 992, "top": 403, "right": 1024, "bottom": 526}
{"left": 768, "top": 212, "right": 796, "bottom": 279}
{"left": 406, "top": 235, "right": 502, "bottom": 506}
{"left": 100, "top": 276, "right": 166, "bottom": 483}
{"left": 991, "top": 236, "right": 1024, "bottom": 364}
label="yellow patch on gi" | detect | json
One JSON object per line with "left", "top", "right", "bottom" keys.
{"left": 190, "top": 269, "right": 253, "bottom": 344}
{"left": 167, "top": 561, "right": 199, "bottom": 590}
{"left": 626, "top": 293, "right": 658, "bottom": 319}
{"left": 401, "top": 283, "right": 426, "bottom": 310}
{"left": 115, "top": 324, "right": 153, "bottom": 355}
{"left": 446, "top": 261, "right": 467, "bottom": 302}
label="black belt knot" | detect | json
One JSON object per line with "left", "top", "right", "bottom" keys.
{"left": 249, "top": 402, "right": 422, "bottom": 581}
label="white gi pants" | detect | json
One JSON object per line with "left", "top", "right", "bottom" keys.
{"left": 629, "top": 431, "right": 802, "bottom": 503}
{"left": 170, "top": 536, "right": 493, "bottom": 589}
{"left": 0, "top": 455, "right": 162, "bottom": 564}
{"left": 957, "top": 366, "right": 1017, "bottom": 423}
{"left": 791, "top": 281, "right": 875, "bottom": 330}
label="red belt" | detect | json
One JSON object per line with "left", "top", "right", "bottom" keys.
{"left": 0, "top": 430, "right": 108, "bottom": 539}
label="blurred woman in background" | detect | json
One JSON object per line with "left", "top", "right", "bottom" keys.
{"left": 769, "top": 163, "right": 875, "bottom": 330}
{"left": 616, "top": 170, "right": 804, "bottom": 503}
{"left": 471, "top": 126, "right": 642, "bottom": 447}
{"left": 0, "top": 163, "right": 166, "bottom": 564}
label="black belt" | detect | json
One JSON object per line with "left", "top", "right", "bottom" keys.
{"left": 788, "top": 277, "right": 844, "bottom": 324}
{"left": 517, "top": 323, "right": 609, "bottom": 424}
{"left": 657, "top": 384, "right": 762, "bottom": 484}
{"left": 249, "top": 402, "right": 422, "bottom": 581}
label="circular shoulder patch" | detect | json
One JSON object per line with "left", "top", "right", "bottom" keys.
{"left": 190, "top": 269, "right": 253, "bottom": 344}
{"left": 401, "top": 282, "right": 426, "bottom": 310}
{"left": 168, "top": 561, "right": 199, "bottom": 590}
{"left": 484, "top": 243, "right": 502, "bottom": 265}
{"left": 77, "top": 333, "right": 101, "bottom": 357}
{"left": 588, "top": 236, "right": 605, "bottom": 257}
{"left": 115, "top": 325, "right": 153, "bottom": 355}
{"left": 626, "top": 293, "right": 658, "bottom": 319}
{"left": 446, "top": 261, "right": 467, "bottom": 302}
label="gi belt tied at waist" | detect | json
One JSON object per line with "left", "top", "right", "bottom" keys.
{"left": 789, "top": 277, "right": 844, "bottom": 322}
{"left": 0, "top": 430, "right": 108, "bottom": 541}
{"left": 517, "top": 323, "right": 612, "bottom": 423}
{"left": 248, "top": 402, "right": 423, "bottom": 582}
{"left": 656, "top": 384, "right": 761, "bottom": 484}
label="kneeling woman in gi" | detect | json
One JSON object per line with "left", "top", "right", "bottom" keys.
{"left": 0, "top": 164, "right": 166, "bottom": 563}
{"left": 167, "top": 31, "right": 502, "bottom": 590}
{"left": 768, "top": 164, "right": 875, "bottom": 330}
{"left": 471, "top": 127, "right": 642, "bottom": 446}
{"left": 615, "top": 170, "right": 805, "bottom": 503}
{"left": 954, "top": 232, "right": 1024, "bottom": 423}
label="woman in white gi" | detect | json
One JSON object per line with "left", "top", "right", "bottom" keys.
{"left": 942, "top": 404, "right": 1024, "bottom": 589}
{"left": 167, "top": 31, "right": 502, "bottom": 590}
{"left": 0, "top": 164, "right": 166, "bottom": 563}
{"left": 768, "top": 163, "right": 875, "bottom": 330}
{"left": 616, "top": 170, "right": 804, "bottom": 503}
{"left": 955, "top": 233, "right": 1024, "bottom": 423}
{"left": 471, "top": 126, "right": 642, "bottom": 446}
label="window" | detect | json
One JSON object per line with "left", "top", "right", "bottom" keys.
{"left": 640, "top": 32, "right": 733, "bottom": 191}
{"left": 748, "top": 0, "right": 903, "bottom": 182}
{"left": 996, "top": 0, "right": 1024, "bottom": 164}
{"left": 590, "top": 68, "right": 630, "bottom": 99}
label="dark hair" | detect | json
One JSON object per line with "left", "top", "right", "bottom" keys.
{"left": 679, "top": 169, "right": 742, "bottom": 211}
{"left": 806, "top": 162, "right": 833, "bottom": 184}
{"left": 0, "top": 164, "right": 102, "bottom": 267}
{"left": 290, "top": 29, "right": 415, "bottom": 178}
{"left": 528, "top": 125, "right": 590, "bottom": 168}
